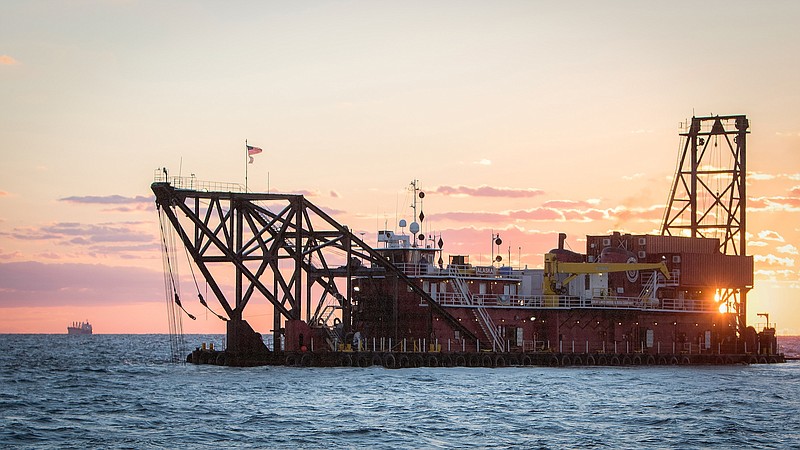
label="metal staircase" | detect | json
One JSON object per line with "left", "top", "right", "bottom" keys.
{"left": 449, "top": 268, "right": 504, "bottom": 351}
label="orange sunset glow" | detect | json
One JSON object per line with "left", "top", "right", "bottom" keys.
{"left": 1, "top": 2, "right": 799, "bottom": 335}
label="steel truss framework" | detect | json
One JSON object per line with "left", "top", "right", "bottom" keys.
{"left": 662, "top": 114, "right": 749, "bottom": 330}
{"left": 152, "top": 180, "right": 475, "bottom": 351}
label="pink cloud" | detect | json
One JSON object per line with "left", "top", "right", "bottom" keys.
{"left": 36, "top": 252, "right": 62, "bottom": 260}
{"left": 0, "top": 55, "right": 18, "bottom": 65}
{"left": 509, "top": 208, "right": 563, "bottom": 221}
{"left": 292, "top": 189, "right": 319, "bottom": 197}
{"left": 748, "top": 198, "right": 769, "bottom": 209}
{"left": 0, "top": 191, "right": 9, "bottom": 197}
{"left": 0, "top": 250, "right": 22, "bottom": 260}
{"left": 753, "top": 254, "right": 795, "bottom": 267}
{"left": 431, "top": 211, "right": 511, "bottom": 223}
{"left": 431, "top": 207, "right": 562, "bottom": 224}
{"left": 611, "top": 205, "right": 664, "bottom": 222}
{"left": 542, "top": 200, "right": 596, "bottom": 209}
{"left": 42, "top": 222, "right": 154, "bottom": 243}
{"left": 60, "top": 195, "right": 155, "bottom": 214}
{"left": 0, "top": 261, "right": 164, "bottom": 307}
{"left": 4, "top": 221, "right": 159, "bottom": 261}
{"left": 758, "top": 230, "right": 785, "bottom": 242}
{"left": 60, "top": 195, "right": 153, "bottom": 212}
{"left": 435, "top": 226, "right": 560, "bottom": 264}
{"left": 562, "top": 209, "right": 607, "bottom": 221}
{"left": 434, "top": 185, "right": 545, "bottom": 198}
{"left": 60, "top": 195, "right": 152, "bottom": 205}
{"left": 751, "top": 196, "right": 800, "bottom": 210}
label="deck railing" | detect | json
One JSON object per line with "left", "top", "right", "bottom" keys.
{"left": 390, "top": 262, "right": 518, "bottom": 279}
{"left": 433, "top": 292, "right": 717, "bottom": 313}
{"left": 153, "top": 169, "right": 245, "bottom": 193}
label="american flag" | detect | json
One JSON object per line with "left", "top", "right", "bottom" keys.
{"left": 247, "top": 145, "right": 262, "bottom": 164}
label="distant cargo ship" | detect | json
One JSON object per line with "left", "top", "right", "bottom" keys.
{"left": 67, "top": 321, "right": 92, "bottom": 335}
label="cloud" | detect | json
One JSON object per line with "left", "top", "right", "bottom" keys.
{"left": 542, "top": 199, "right": 598, "bottom": 209}
{"left": 0, "top": 261, "right": 163, "bottom": 307}
{"left": 433, "top": 185, "right": 545, "bottom": 198}
{"left": 777, "top": 244, "right": 799, "bottom": 255}
{"left": 4, "top": 222, "right": 158, "bottom": 261}
{"left": 747, "top": 172, "right": 800, "bottom": 181}
{"left": 0, "top": 250, "right": 22, "bottom": 260}
{"left": 60, "top": 195, "right": 152, "bottom": 205}
{"left": 36, "top": 252, "right": 62, "bottom": 260}
{"left": 0, "top": 55, "right": 19, "bottom": 65}
{"left": 429, "top": 203, "right": 664, "bottom": 227}
{"left": 753, "top": 254, "right": 795, "bottom": 267}
{"left": 474, "top": 159, "right": 492, "bottom": 165}
{"left": 752, "top": 269, "right": 796, "bottom": 281}
{"left": 748, "top": 172, "right": 777, "bottom": 181}
{"left": 610, "top": 205, "right": 665, "bottom": 223}
{"left": 563, "top": 209, "right": 607, "bottom": 222}
{"left": 758, "top": 230, "right": 785, "bottom": 242}
{"left": 622, "top": 173, "right": 645, "bottom": 181}
{"left": 319, "top": 207, "right": 347, "bottom": 217}
{"left": 60, "top": 195, "right": 154, "bottom": 212}
{"left": 749, "top": 196, "right": 800, "bottom": 211}
{"left": 41, "top": 222, "right": 154, "bottom": 243}
{"left": 431, "top": 208, "right": 562, "bottom": 224}
{"left": 287, "top": 189, "right": 319, "bottom": 197}
{"left": 330, "top": 190, "right": 340, "bottom": 198}
{"left": 0, "top": 191, "right": 9, "bottom": 197}
{"left": 434, "top": 226, "right": 559, "bottom": 265}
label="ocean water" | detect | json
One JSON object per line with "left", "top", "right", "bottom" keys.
{"left": 1, "top": 334, "right": 798, "bottom": 449}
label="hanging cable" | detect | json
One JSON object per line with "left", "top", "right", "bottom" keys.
{"left": 182, "top": 241, "right": 228, "bottom": 321}
{"left": 158, "top": 206, "right": 187, "bottom": 362}
{"left": 173, "top": 292, "right": 196, "bottom": 320}
{"left": 159, "top": 208, "right": 196, "bottom": 324}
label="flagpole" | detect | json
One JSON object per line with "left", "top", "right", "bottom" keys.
{"left": 245, "top": 139, "right": 248, "bottom": 192}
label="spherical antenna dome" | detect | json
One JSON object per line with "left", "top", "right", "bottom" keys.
{"left": 409, "top": 222, "right": 420, "bottom": 234}
{"left": 399, "top": 219, "right": 407, "bottom": 228}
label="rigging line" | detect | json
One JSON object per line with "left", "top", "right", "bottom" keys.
{"left": 158, "top": 207, "right": 196, "bottom": 321}
{"left": 159, "top": 208, "right": 184, "bottom": 361}
{"left": 165, "top": 210, "right": 186, "bottom": 358}
{"left": 181, "top": 236, "right": 228, "bottom": 321}
{"left": 159, "top": 211, "right": 176, "bottom": 360}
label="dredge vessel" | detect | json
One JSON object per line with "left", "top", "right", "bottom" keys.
{"left": 154, "top": 114, "right": 783, "bottom": 367}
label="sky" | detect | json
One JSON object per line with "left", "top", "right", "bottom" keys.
{"left": 1, "top": 1, "right": 799, "bottom": 334}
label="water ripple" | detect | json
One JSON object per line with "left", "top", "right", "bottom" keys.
{"left": 1, "top": 334, "right": 799, "bottom": 448}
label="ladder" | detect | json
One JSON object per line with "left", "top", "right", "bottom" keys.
{"left": 449, "top": 268, "right": 504, "bottom": 351}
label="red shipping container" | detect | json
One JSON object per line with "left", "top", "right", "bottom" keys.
{"left": 679, "top": 253, "right": 753, "bottom": 288}
{"left": 646, "top": 235, "right": 720, "bottom": 255}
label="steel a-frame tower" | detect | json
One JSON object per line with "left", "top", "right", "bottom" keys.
{"left": 152, "top": 175, "right": 474, "bottom": 364}
{"left": 661, "top": 114, "right": 749, "bottom": 332}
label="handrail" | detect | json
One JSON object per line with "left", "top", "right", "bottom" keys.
{"left": 389, "top": 262, "right": 519, "bottom": 279}
{"left": 153, "top": 169, "right": 245, "bottom": 193}
{"left": 448, "top": 267, "right": 505, "bottom": 351}
{"left": 434, "top": 293, "right": 717, "bottom": 312}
